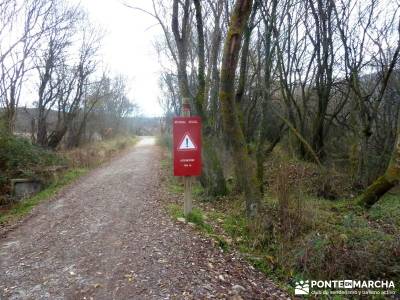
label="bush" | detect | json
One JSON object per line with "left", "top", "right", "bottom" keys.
{"left": 296, "top": 213, "right": 400, "bottom": 280}
{"left": 0, "top": 135, "right": 61, "bottom": 170}
{"left": 0, "top": 132, "right": 64, "bottom": 193}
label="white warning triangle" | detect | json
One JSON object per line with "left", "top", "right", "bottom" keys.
{"left": 178, "top": 134, "right": 197, "bottom": 150}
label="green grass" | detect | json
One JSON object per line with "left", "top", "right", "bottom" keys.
{"left": 0, "top": 168, "right": 87, "bottom": 224}
{"left": 168, "top": 203, "right": 213, "bottom": 232}
{"left": 169, "top": 182, "right": 184, "bottom": 194}
{"left": 167, "top": 203, "right": 184, "bottom": 219}
{"left": 162, "top": 177, "right": 208, "bottom": 201}
{"left": 167, "top": 203, "right": 227, "bottom": 249}
{"left": 223, "top": 214, "right": 247, "bottom": 237}
{"left": 368, "top": 194, "right": 400, "bottom": 227}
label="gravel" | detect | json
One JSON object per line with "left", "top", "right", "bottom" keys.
{"left": 0, "top": 137, "right": 289, "bottom": 300}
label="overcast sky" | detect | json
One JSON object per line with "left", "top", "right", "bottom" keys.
{"left": 70, "top": 0, "right": 164, "bottom": 117}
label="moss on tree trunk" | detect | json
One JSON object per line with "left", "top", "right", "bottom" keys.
{"left": 359, "top": 176, "right": 396, "bottom": 208}
{"left": 219, "top": 0, "right": 260, "bottom": 217}
{"left": 359, "top": 134, "right": 400, "bottom": 208}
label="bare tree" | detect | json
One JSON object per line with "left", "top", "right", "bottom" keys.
{"left": 331, "top": 0, "right": 400, "bottom": 186}
{"left": 34, "top": 4, "right": 82, "bottom": 146}
{"left": 0, "top": 0, "right": 54, "bottom": 133}
{"left": 255, "top": 0, "right": 282, "bottom": 193}
{"left": 307, "top": 0, "right": 335, "bottom": 159}
{"left": 47, "top": 27, "right": 101, "bottom": 149}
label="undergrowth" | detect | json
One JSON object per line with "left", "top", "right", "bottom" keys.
{"left": 161, "top": 146, "right": 400, "bottom": 296}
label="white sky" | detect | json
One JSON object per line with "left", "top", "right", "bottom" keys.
{"left": 71, "top": 0, "right": 164, "bottom": 117}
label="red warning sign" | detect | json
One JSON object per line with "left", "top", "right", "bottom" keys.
{"left": 173, "top": 116, "right": 202, "bottom": 176}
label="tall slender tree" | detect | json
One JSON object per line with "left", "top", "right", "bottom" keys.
{"left": 219, "top": 0, "right": 261, "bottom": 217}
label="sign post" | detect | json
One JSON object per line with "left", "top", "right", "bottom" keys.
{"left": 173, "top": 98, "right": 202, "bottom": 216}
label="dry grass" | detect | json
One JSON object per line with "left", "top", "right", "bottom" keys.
{"left": 274, "top": 166, "right": 310, "bottom": 241}
{"left": 264, "top": 148, "right": 354, "bottom": 199}
{"left": 63, "top": 136, "right": 137, "bottom": 168}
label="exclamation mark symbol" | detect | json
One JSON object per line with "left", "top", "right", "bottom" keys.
{"left": 186, "top": 137, "right": 188, "bottom": 148}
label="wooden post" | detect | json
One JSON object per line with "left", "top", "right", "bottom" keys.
{"left": 182, "top": 97, "right": 193, "bottom": 216}
{"left": 184, "top": 176, "right": 192, "bottom": 215}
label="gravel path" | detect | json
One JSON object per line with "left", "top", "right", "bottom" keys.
{"left": 0, "top": 137, "right": 289, "bottom": 300}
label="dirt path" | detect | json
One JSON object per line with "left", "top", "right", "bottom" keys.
{"left": 0, "top": 137, "right": 288, "bottom": 300}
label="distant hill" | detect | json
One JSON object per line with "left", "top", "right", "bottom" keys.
{"left": 13, "top": 107, "right": 161, "bottom": 137}
{"left": 14, "top": 107, "right": 59, "bottom": 134}
{"left": 129, "top": 116, "right": 162, "bottom": 136}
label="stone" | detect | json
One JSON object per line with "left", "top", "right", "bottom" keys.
{"left": 11, "top": 179, "right": 42, "bottom": 200}
{"left": 232, "top": 284, "right": 246, "bottom": 292}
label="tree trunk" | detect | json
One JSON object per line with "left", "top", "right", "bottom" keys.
{"left": 311, "top": 113, "right": 326, "bottom": 160}
{"left": 30, "top": 117, "right": 36, "bottom": 143}
{"left": 255, "top": 0, "right": 278, "bottom": 194}
{"left": 219, "top": 0, "right": 260, "bottom": 217}
{"left": 202, "top": 136, "right": 227, "bottom": 196}
{"left": 36, "top": 113, "right": 47, "bottom": 146}
{"left": 356, "top": 129, "right": 372, "bottom": 187}
{"left": 190, "top": 0, "right": 227, "bottom": 196}
{"left": 209, "top": 30, "right": 222, "bottom": 133}
{"left": 5, "top": 106, "right": 16, "bottom": 134}
{"left": 359, "top": 133, "right": 400, "bottom": 208}
{"left": 47, "top": 122, "right": 69, "bottom": 149}
{"left": 68, "top": 117, "right": 86, "bottom": 148}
